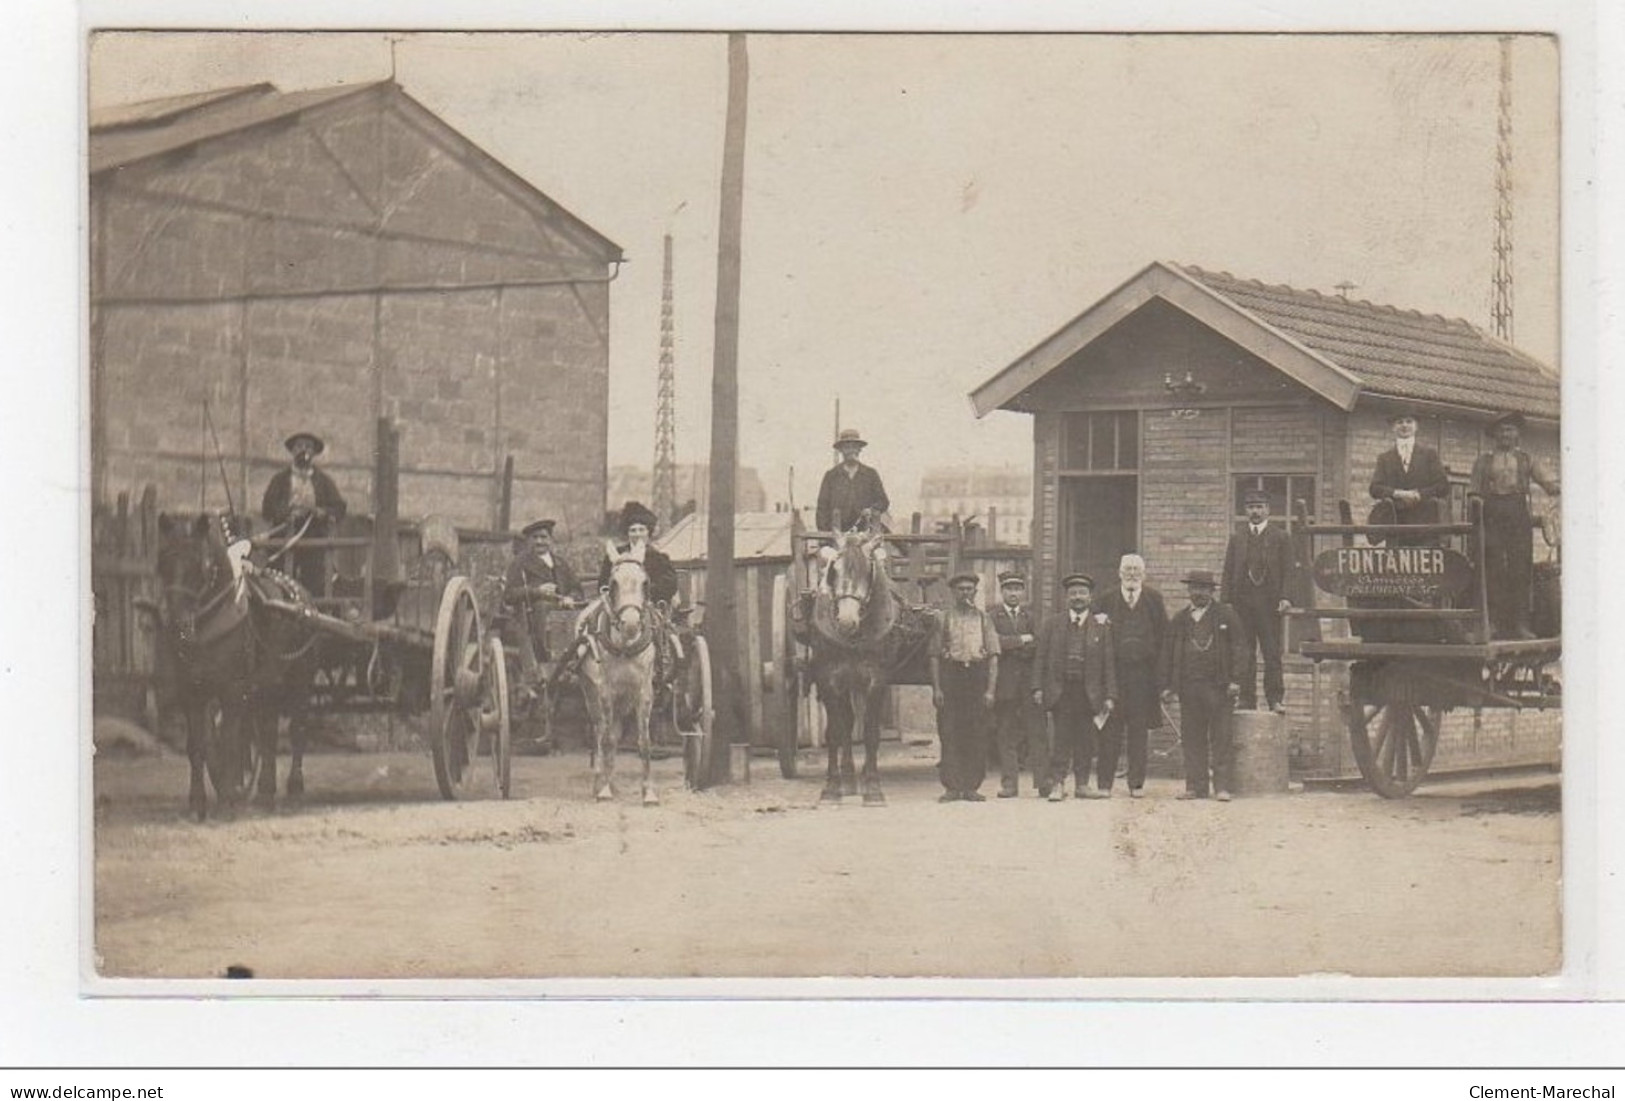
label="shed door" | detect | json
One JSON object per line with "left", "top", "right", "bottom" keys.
{"left": 1060, "top": 476, "right": 1138, "bottom": 591}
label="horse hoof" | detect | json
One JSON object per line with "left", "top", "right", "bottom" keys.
{"left": 863, "top": 790, "right": 887, "bottom": 807}
{"left": 596, "top": 788, "right": 615, "bottom": 802}
{"left": 287, "top": 776, "right": 305, "bottom": 799}
{"left": 820, "top": 787, "right": 842, "bottom": 803}
{"left": 642, "top": 790, "right": 660, "bottom": 807}
{"left": 840, "top": 780, "right": 858, "bottom": 797}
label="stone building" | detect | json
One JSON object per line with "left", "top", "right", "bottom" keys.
{"left": 917, "top": 465, "right": 1032, "bottom": 543}
{"left": 971, "top": 260, "right": 1561, "bottom": 779}
{"left": 90, "top": 81, "right": 622, "bottom": 538}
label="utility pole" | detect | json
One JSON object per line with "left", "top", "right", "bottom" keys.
{"left": 703, "top": 33, "right": 749, "bottom": 787}
{"left": 652, "top": 234, "right": 678, "bottom": 527}
{"left": 1491, "top": 35, "right": 1515, "bottom": 342}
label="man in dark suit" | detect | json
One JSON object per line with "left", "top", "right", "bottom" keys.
{"left": 1159, "top": 569, "right": 1248, "bottom": 801}
{"left": 1469, "top": 411, "right": 1561, "bottom": 639}
{"left": 1220, "top": 488, "right": 1294, "bottom": 713}
{"left": 1030, "top": 573, "right": 1117, "bottom": 802}
{"left": 1369, "top": 408, "right": 1451, "bottom": 546}
{"left": 988, "top": 571, "right": 1043, "bottom": 798}
{"left": 816, "top": 428, "right": 891, "bottom": 534}
{"left": 503, "top": 519, "right": 583, "bottom": 691}
{"left": 260, "top": 430, "right": 347, "bottom": 598}
{"left": 1094, "top": 553, "right": 1167, "bottom": 798}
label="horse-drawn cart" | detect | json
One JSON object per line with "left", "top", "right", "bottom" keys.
{"left": 250, "top": 520, "right": 515, "bottom": 802}
{"left": 1288, "top": 498, "right": 1560, "bottom": 797}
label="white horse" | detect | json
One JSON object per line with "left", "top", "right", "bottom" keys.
{"left": 579, "top": 542, "right": 661, "bottom": 804}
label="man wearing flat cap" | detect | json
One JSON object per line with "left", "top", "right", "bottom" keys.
{"left": 988, "top": 571, "right": 1044, "bottom": 798}
{"left": 1159, "top": 570, "right": 1248, "bottom": 801}
{"left": 1469, "top": 411, "right": 1561, "bottom": 639}
{"left": 261, "top": 431, "right": 347, "bottom": 597}
{"left": 503, "top": 519, "right": 583, "bottom": 691}
{"left": 1221, "top": 487, "right": 1293, "bottom": 713}
{"left": 1031, "top": 573, "right": 1117, "bottom": 801}
{"left": 930, "top": 572, "right": 1001, "bottom": 802}
{"left": 816, "top": 429, "right": 892, "bottom": 535}
{"left": 1369, "top": 408, "right": 1451, "bottom": 546}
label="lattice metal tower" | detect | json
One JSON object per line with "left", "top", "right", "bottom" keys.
{"left": 652, "top": 234, "right": 678, "bottom": 527}
{"left": 1491, "top": 36, "right": 1515, "bottom": 342}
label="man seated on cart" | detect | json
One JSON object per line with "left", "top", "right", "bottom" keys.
{"left": 811, "top": 427, "right": 893, "bottom": 590}
{"left": 502, "top": 518, "right": 584, "bottom": 698}
{"left": 587, "top": 501, "right": 684, "bottom": 688}
{"left": 260, "top": 430, "right": 348, "bottom": 599}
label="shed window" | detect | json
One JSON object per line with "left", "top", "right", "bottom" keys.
{"left": 1062, "top": 412, "right": 1139, "bottom": 472}
{"left": 1234, "top": 474, "right": 1316, "bottom": 524}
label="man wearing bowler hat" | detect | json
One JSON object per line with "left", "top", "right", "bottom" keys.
{"left": 503, "top": 519, "right": 583, "bottom": 692}
{"left": 1221, "top": 487, "right": 1293, "bottom": 713}
{"left": 1469, "top": 411, "right": 1561, "bottom": 639}
{"left": 1369, "top": 407, "right": 1451, "bottom": 547}
{"left": 1159, "top": 569, "right": 1247, "bottom": 801}
{"left": 988, "top": 570, "right": 1044, "bottom": 798}
{"left": 261, "top": 431, "right": 347, "bottom": 597}
{"left": 930, "top": 572, "right": 1001, "bottom": 802}
{"left": 816, "top": 428, "right": 892, "bottom": 535}
{"left": 1031, "top": 573, "right": 1117, "bottom": 801}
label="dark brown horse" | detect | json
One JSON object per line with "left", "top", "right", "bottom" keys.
{"left": 804, "top": 532, "right": 906, "bottom": 806}
{"left": 156, "top": 512, "right": 317, "bottom": 820}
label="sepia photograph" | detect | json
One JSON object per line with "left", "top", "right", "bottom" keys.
{"left": 81, "top": 27, "right": 1573, "bottom": 985}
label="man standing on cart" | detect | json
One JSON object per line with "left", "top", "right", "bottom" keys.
{"left": 503, "top": 518, "right": 583, "bottom": 696}
{"left": 1469, "top": 411, "right": 1560, "bottom": 639}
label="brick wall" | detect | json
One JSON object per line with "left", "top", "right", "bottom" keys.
{"left": 1142, "top": 408, "right": 1231, "bottom": 603}
{"left": 92, "top": 86, "right": 613, "bottom": 538}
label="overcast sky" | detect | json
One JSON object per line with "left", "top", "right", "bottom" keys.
{"left": 89, "top": 31, "right": 1560, "bottom": 516}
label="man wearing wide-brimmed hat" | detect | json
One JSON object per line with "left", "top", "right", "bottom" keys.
{"left": 1159, "top": 569, "right": 1247, "bottom": 801}
{"left": 1368, "top": 406, "right": 1451, "bottom": 547}
{"left": 1469, "top": 411, "right": 1561, "bottom": 639}
{"left": 260, "top": 431, "right": 347, "bottom": 596}
{"left": 815, "top": 428, "right": 891, "bottom": 535}
{"left": 930, "top": 572, "right": 1001, "bottom": 802}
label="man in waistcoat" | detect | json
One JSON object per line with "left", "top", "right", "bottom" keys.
{"left": 261, "top": 431, "right": 348, "bottom": 598}
{"left": 1159, "top": 569, "right": 1248, "bottom": 801}
{"left": 1094, "top": 553, "right": 1168, "bottom": 798}
{"left": 1468, "top": 411, "right": 1561, "bottom": 639}
{"left": 1031, "top": 573, "right": 1117, "bottom": 802}
{"left": 988, "top": 571, "right": 1043, "bottom": 798}
{"left": 1220, "top": 488, "right": 1294, "bottom": 713}
{"left": 930, "top": 573, "right": 1001, "bottom": 803}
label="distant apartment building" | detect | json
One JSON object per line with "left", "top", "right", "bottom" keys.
{"left": 607, "top": 463, "right": 768, "bottom": 525}
{"left": 917, "top": 465, "right": 1033, "bottom": 544}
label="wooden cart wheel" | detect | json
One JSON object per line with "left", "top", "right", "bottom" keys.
{"left": 430, "top": 576, "right": 485, "bottom": 800}
{"left": 483, "top": 635, "right": 513, "bottom": 799}
{"left": 1347, "top": 701, "right": 1441, "bottom": 798}
{"left": 681, "top": 634, "right": 716, "bottom": 788}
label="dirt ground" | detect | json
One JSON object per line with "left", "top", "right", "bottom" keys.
{"left": 91, "top": 739, "right": 1561, "bottom": 980}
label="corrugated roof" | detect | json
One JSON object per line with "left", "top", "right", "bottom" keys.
{"left": 657, "top": 512, "right": 796, "bottom": 563}
{"left": 1173, "top": 264, "right": 1560, "bottom": 420}
{"left": 89, "top": 82, "right": 384, "bottom": 176}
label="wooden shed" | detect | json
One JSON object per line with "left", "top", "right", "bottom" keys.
{"left": 90, "top": 81, "right": 622, "bottom": 539}
{"left": 971, "top": 261, "right": 1562, "bottom": 780}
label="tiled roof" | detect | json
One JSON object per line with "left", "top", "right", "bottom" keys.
{"left": 1174, "top": 264, "right": 1559, "bottom": 420}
